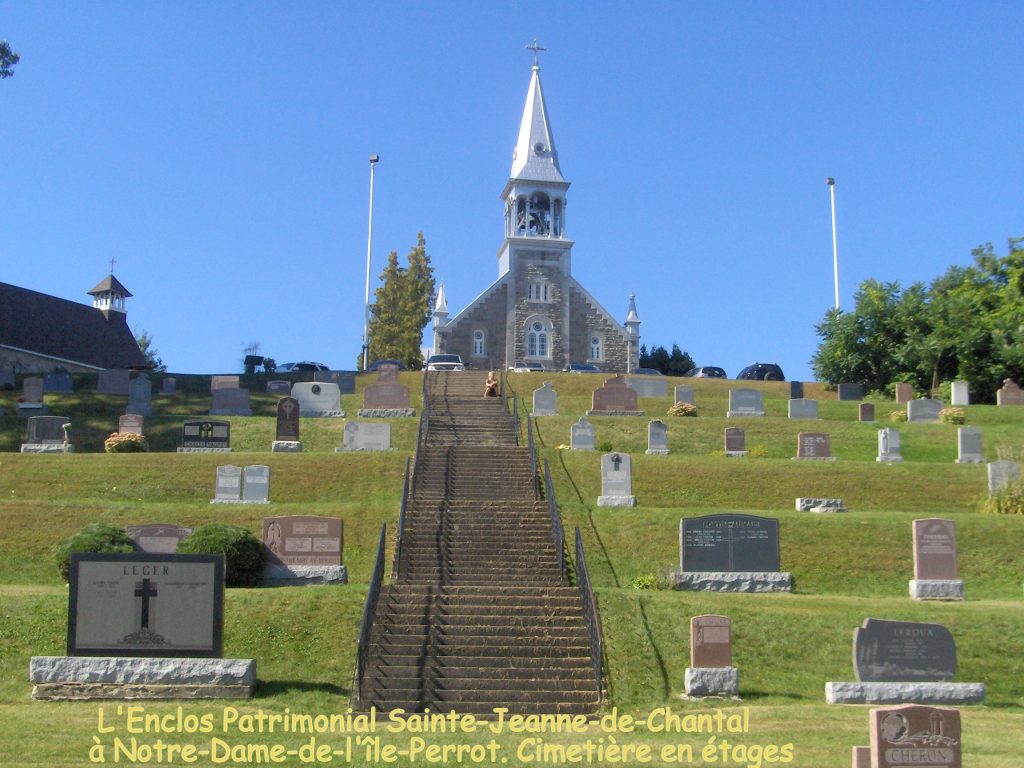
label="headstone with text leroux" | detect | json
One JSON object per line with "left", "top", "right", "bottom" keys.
{"left": 674, "top": 385, "right": 695, "bottom": 405}
{"left": 127, "top": 373, "right": 153, "bottom": 416}
{"left": 877, "top": 428, "right": 902, "bottom": 463}
{"left": 118, "top": 414, "right": 144, "bottom": 436}
{"left": 859, "top": 403, "right": 875, "bottom": 422}
{"left": 795, "top": 432, "right": 833, "bottom": 460}
{"left": 869, "top": 704, "right": 961, "bottom": 768}
{"left": 986, "top": 460, "right": 1019, "bottom": 493}
{"left": 837, "top": 382, "right": 863, "bottom": 401}
{"left": 531, "top": 381, "right": 558, "bottom": 416}
{"left": 97, "top": 369, "right": 131, "bottom": 395}
{"left": 724, "top": 427, "right": 746, "bottom": 457}
{"left": 672, "top": 513, "right": 792, "bottom": 593}
{"left": 788, "top": 398, "right": 818, "bottom": 419}
{"left": 589, "top": 376, "right": 642, "bottom": 415}
{"left": 950, "top": 380, "right": 969, "bottom": 406}
{"left": 996, "top": 378, "right": 1024, "bottom": 406}
{"left": 910, "top": 518, "right": 963, "bottom": 600}
{"left": 571, "top": 416, "right": 595, "bottom": 451}
{"left": 685, "top": 614, "right": 738, "bottom": 697}
{"left": 894, "top": 382, "right": 914, "bottom": 405}
{"left": 646, "top": 419, "right": 669, "bottom": 455}
{"left": 272, "top": 396, "right": 302, "bottom": 452}
{"left": 597, "top": 452, "right": 636, "bottom": 507}
{"left": 727, "top": 388, "right": 764, "bottom": 418}
{"left": 907, "top": 398, "right": 942, "bottom": 423}
{"left": 955, "top": 427, "right": 982, "bottom": 464}
{"left": 291, "top": 382, "right": 344, "bottom": 417}
{"left": 261, "top": 515, "right": 346, "bottom": 585}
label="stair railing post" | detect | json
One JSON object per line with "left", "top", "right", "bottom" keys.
{"left": 393, "top": 457, "right": 410, "bottom": 583}
{"left": 574, "top": 526, "right": 604, "bottom": 704}
{"left": 527, "top": 416, "right": 538, "bottom": 499}
{"left": 544, "top": 459, "right": 567, "bottom": 584}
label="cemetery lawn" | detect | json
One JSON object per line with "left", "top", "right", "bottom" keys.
{"left": 0, "top": 371, "right": 1022, "bottom": 766}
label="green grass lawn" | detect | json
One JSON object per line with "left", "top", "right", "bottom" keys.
{"left": 0, "top": 371, "right": 1021, "bottom": 766}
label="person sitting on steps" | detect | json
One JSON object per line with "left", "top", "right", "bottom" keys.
{"left": 484, "top": 371, "right": 499, "bottom": 398}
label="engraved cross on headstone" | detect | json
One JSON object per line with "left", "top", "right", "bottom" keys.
{"left": 199, "top": 422, "right": 213, "bottom": 441}
{"left": 611, "top": 453, "right": 622, "bottom": 471}
{"left": 134, "top": 578, "right": 158, "bottom": 629}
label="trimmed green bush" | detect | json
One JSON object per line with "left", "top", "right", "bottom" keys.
{"left": 177, "top": 523, "right": 264, "bottom": 587}
{"left": 54, "top": 523, "right": 136, "bottom": 582}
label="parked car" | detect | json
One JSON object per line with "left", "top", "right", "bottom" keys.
{"left": 509, "top": 361, "right": 545, "bottom": 372}
{"left": 684, "top": 366, "right": 728, "bottom": 379}
{"left": 367, "top": 359, "right": 407, "bottom": 371}
{"left": 277, "top": 361, "right": 330, "bottom": 372}
{"left": 631, "top": 367, "right": 664, "bottom": 376}
{"left": 737, "top": 363, "right": 785, "bottom": 381}
{"left": 425, "top": 354, "right": 466, "bottom": 372}
{"left": 563, "top": 363, "right": 601, "bottom": 373}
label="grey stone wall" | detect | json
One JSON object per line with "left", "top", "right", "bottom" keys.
{"left": 568, "top": 284, "right": 630, "bottom": 373}
{"left": 511, "top": 259, "right": 566, "bottom": 370}
{"left": 443, "top": 283, "right": 508, "bottom": 370}
{"left": 0, "top": 348, "right": 99, "bottom": 374}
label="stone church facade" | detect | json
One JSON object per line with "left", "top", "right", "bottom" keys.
{"left": 432, "top": 57, "right": 640, "bottom": 373}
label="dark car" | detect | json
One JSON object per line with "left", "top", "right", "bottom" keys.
{"left": 737, "top": 363, "right": 785, "bottom": 381}
{"left": 367, "top": 359, "right": 407, "bottom": 371}
{"left": 631, "top": 367, "right": 664, "bottom": 376}
{"left": 684, "top": 366, "right": 727, "bottom": 379}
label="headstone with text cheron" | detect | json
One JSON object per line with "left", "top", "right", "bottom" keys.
{"left": 868, "top": 704, "right": 961, "bottom": 768}
{"left": 96, "top": 369, "right": 131, "bottom": 396}
{"left": 571, "top": 416, "right": 595, "bottom": 451}
{"left": 339, "top": 422, "right": 392, "bottom": 452}
{"left": 825, "top": 618, "right": 984, "bottom": 705}
{"left": 177, "top": 419, "right": 231, "bottom": 452}
{"left": 877, "top": 428, "right": 902, "bottom": 463}
{"left": 21, "top": 415, "right": 73, "bottom": 453}
{"left": 671, "top": 513, "right": 792, "bottom": 593}
{"left": 597, "top": 452, "right": 636, "bottom": 507}
{"left": 531, "top": 381, "right": 558, "bottom": 417}
{"left": 588, "top": 376, "right": 643, "bottom": 416}
{"left": 262, "top": 515, "right": 346, "bottom": 586}
{"left": 359, "top": 365, "right": 414, "bottom": 417}
{"left": 18, "top": 376, "right": 46, "bottom": 415}
{"left": 726, "top": 388, "right": 765, "bottom": 418}
{"left": 646, "top": 419, "right": 669, "bottom": 455}
{"left": 955, "top": 427, "right": 982, "bottom": 464}
{"left": 125, "top": 524, "right": 194, "bottom": 554}
{"left": 684, "top": 615, "right": 738, "bottom": 697}
{"left": 271, "top": 396, "right": 302, "bottom": 452}
{"left": 126, "top": 374, "right": 152, "bottom": 417}
{"left": 909, "top": 519, "right": 963, "bottom": 600}
{"left": 291, "top": 382, "right": 344, "bottom": 418}
{"left": 29, "top": 553, "right": 255, "bottom": 700}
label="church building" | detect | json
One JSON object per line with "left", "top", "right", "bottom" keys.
{"left": 431, "top": 52, "right": 640, "bottom": 372}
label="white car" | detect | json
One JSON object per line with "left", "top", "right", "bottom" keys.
{"left": 425, "top": 354, "right": 465, "bottom": 372}
{"left": 508, "top": 361, "right": 545, "bottom": 372}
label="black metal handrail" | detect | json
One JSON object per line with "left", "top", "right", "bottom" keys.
{"left": 353, "top": 522, "right": 387, "bottom": 709}
{"left": 393, "top": 457, "right": 411, "bottom": 583}
{"left": 417, "top": 371, "right": 430, "bottom": 448}
{"left": 544, "top": 459, "right": 567, "bottom": 584}
{"left": 575, "top": 527, "right": 604, "bottom": 704}
{"left": 527, "top": 415, "right": 538, "bottom": 499}
{"left": 512, "top": 395, "right": 520, "bottom": 447}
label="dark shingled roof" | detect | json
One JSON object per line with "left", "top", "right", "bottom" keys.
{"left": 88, "top": 274, "right": 133, "bottom": 297}
{"left": 0, "top": 281, "right": 147, "bottom": 369}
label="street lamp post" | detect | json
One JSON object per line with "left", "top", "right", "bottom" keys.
{"left": 826, "top": 177, "right": 839, "bottom": 311}
{"left": 363, "top": 154, "right": 379, "bottom": 370}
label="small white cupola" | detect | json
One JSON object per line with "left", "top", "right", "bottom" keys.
{"left": 88, "top": 272, "right": 132, "bottom": 317}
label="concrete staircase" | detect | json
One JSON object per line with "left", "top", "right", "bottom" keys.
{"left": 359, "top": 371, "right": 601, "bottom": 714}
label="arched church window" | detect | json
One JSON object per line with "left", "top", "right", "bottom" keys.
{"left": 528, "top": 192, "right": 551, "bottom": 236}
{"left": 526, "top": 319, "right": 551, "bottom": 358}
{"left": 472, "top": 330, "right": 485, "bottom": 357}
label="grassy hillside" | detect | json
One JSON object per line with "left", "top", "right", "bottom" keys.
{"left": 0, "top": 371, "right": 1021, "bottom": 766}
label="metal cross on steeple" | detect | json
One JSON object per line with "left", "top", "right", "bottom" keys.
{"left": 108, "top": 256, "right": 116, "bottom": 274}
{"left": 525, "top": 39, "right": 546, "bottom": 67}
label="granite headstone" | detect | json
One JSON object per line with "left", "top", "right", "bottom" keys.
{"left": 646, "top": 419, "right": 669, "bottom": 455}
{"left": 341, "top": 421, "right": 392, "bottom": 451}
{"left": 907, "top": 398, "right": 943, "bottom": 423}
{"left": 571, "top": 416, "right": 596, "bottom": 451}
{"left": 680, "top": 514, "right": 781, "bottom": 572}
{"left": 242, "top": 465, "right": 271, "bottom": 504}
{"left": 859, "top": 402, "right": 876, "bottom": 422}
{"left": 213, "top": 465, "right": 242, "bottom": 503}
{"left": 724, "top": 427, "right": 746, "bottom": 457}
{"left": 118, "top": 414, "right": 144, "bottom": 436}
{"left": 838, "top": 382, "right": 864, "bottom": 401}
{"left": 597, "top": 452, "right": 636, "bottom": 507}
{"left": 869, "top": 704, "right": 961, "bottom": 768}
{"left": 97, "top": 369, "right": 131, "bottom": 395}
{"left": 179, "top": 419, "right": 230, "bottom": 452}
{"left": 727, "top": 388, "right": 765, "bottom": 417}
{"left": 853, "top": 618, "right": 956, "bottom": 683}
{"left": 531, "top": 381, "right": 558, "bottom": 416}
{"left": 788, "top": 398, "right": 818, "bottom": 419}
{"left": 209, "top": 387, "right": 251, "bottom": 416}
{"left": 894, "top": 383, "right": 914, "bottom": 405}
{"left": 291, "top": 382, "right": 344, "bottom": 417}
{"left": 956, "top": 427, "right": 982, "bottom": 464}
{"left": 950, "top": 381, "right": 969, "bottom": 407}
{"left": 589, "top": 376, "right": 641, "bottom": 414}
{"left": 996, "top": 378, "right": 1024, "bottom": 406}
{"left": 987, "top": 460, "right": 1019, "bottom": 493}
{"left": 43, "top": 369, "right": 73, "bottom": 393}
{"left": 127, "top": 374, "right": 153, "bottom": 417}
{"left": 796, "top": 432, "right": 833, "bottom": 460}
{"left": 877, "top": 428, "right": 902, "bottom": 463}
{"left": 673, "top": 385, "right": 695, "bottom": 405}
{"left": 125, "top": 524, "right": 194, "bottom": 554}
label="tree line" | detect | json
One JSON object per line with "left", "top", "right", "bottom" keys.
{"left": 638, "top": 344, "right": 695, "bottom": 376}
{"left": 812, "top": 237, "right": 1024, "bottom": 403}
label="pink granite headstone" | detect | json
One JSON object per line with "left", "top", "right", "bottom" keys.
{"left": 591, "top": 376, "right": 639, "bottom": 412}
{"left": 869, "top": 704, "right": 961, "bottom": 768}
{"left": 912, "top": 518, "right": 958, "bottom": 580}
{"left": 690, "top": 615, "right": 732, "bottom": 668}
{"left": 996, "top": 378, "right": 1024, "bottom": 406}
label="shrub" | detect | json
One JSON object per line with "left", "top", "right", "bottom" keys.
{"left": 631, "top": 574, "right": 656, "bottom": 590}
{"left": 177, "top": 523, "right": 264, "bottom": 587}
{"left": 54, "top": 523, "right": 136, "bottom": 582}
{"left": 747, "top": 445, "right": 768, "bottom": 458}
{"left": 940, "top": 407, "right": 966, "bottom": 425}
{"left": 104, "top": 432, "right": 149, "bottom": 453}
{"left": 980, "top": 482, "right": 1024, "bottom": 515}
{"left": 890, "top": 409, "right": 908, "bottom": 423}
{"left": 598, "top": 440, "right": 613, "bottom": 453}
{"left": 667, "top": 401, "right": 697, "bottom": 417}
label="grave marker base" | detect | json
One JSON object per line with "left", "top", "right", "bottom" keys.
{"left": 645, "top": 449, "right": 669, "bottom": 456}
{"left": 670, "top": 571, "right": 793, "bottom": 593}
{"left": 29, "top": 656, "right": 256, "bottom": 700}
{"left": 684, "top": 667, "right": 739, "bottom": 697}
{"left": 597, "top": 495, "right": 636, "bottom": 507}
{"left": 357, "top": 408, "right": 415, "bottom": 418}
{"left": 725, "top": 451, "right": 747, "bottom": 458}
{"left": 271, "top": 441, "right": 303, "bottom": 453}
{"left": 825, "top": 681, "right": 984, "bottom": 705}
{"left": 20, "top": 444, "right": 73, "bottom": 454}
{"left": 177, "top": 447, "right": 232, "bottom": 453}
{"left": 909, "top": 579, "right": 964, "bottom": 600}
{"left": 299, "top": 410, "right": 345, "bottom": 418}
{"left": 585, "top": 410, "right": 644, "bottom": 417}
{"left": 261, "top": 564, "right": 348, "bottom": 586}
{"left": 210, "top": 499, "right": 269, "bottom": 505}
{"left": 796, "top": 498, "right": 847, "bottom": 513}
{"left": 17, "top": 404, "right": 47, "bottom": 417}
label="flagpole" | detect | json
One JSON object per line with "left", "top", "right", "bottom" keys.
{"left": 827, "top": 177, "right": 839, "bottom": 311}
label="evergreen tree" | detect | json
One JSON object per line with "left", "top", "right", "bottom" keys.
{"left": 366, "top": 233, "right": 436, "bottom": 370}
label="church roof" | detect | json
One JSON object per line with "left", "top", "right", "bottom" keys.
{"left": 626, "top": 294, "right": 640, "bottom": 323}
{"left": 87, "top": 273, "right": 132, "bottom": 297}
{"left": 0, "top": 281, "right": 147, "bottom": 369}
{"left": 510, "top": 63, "right": 565, "bottom": 184}
{"left": 434, "top": 282, "right": 448, "bottom": 314}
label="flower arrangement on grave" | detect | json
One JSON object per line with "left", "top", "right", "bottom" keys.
{"left": 667, "top": 401, "right": 697, "bottom": 417}
{"left": 889, "top": 410, "right": 908, "bottom": 423}
{"left": 940, "top": 407, "right": 966, "bottom": 425}
{"left": 104, "top": 432, "right": 149, "bottom": 453}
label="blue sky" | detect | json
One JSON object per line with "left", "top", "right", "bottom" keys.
{"left": 2, "top": 3, "right": 1022, "bottom": 380}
